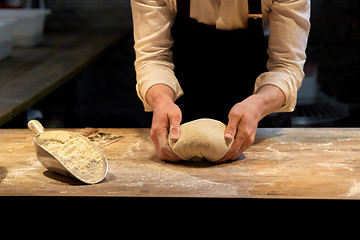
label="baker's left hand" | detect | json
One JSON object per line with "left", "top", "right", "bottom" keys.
{"left": 217, "top": 85, "right": 286, "bottom": 162}
{"left": 217, "top": 95, "right": 263, "bottom": 162}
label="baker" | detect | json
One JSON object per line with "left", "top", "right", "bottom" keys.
{"left": 131, "top": 0, "right": 310, "bottom": 161}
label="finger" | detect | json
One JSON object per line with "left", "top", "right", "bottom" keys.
{"left": 168, "top": 109, "right": 182, "bottom": 142}
{"left": 154, "top": 136, "right": 181, "bottom": 161}
{"left": 216, "top": 153, "right": 230, "bottom": 163}
{"left": 230, "top": 144, "right": 247, "bottom": 161}
{"left": 218, "top": 114, "right": 242, "bottom": 162}
{"left": 155, "top": 129, "right": 181, "bottom": 161}
{"left": 218, "top": 120, "right": 254, "bottom": 162}
{"left": 224, "top": 110, "right": 242, "bottom": 141}
{"left": 224, "top": 120, "right": 237, "bottom": 141}
{"left": 160, "top": 145, "right": 182, "bottom": 161}
{"left": 217, "top": 132, "right": 245, "bottom": 162}
{"left": 228, "top": 128, "right": 256, "bottom": 161}
{"left": 217, "top": 136, "right": 245, "bottom": 162}
{"left": 218, "top": 141, "right": 247, "bottom": 162}
{"left": 169, "top": 127, "right": 180, "bottom": 142}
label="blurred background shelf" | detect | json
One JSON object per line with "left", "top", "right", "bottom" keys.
{"left": 0, "top": 30, "right": 125, "bottom": 126}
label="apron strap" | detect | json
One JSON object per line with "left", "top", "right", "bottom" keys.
{"left": 248, "top": 0, "right": 263, "bottom": 28}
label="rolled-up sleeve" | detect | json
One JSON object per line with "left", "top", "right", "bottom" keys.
{"left": 254, "top": 0, "right": 311, "bottom": 112}
{"left": 131, "top": 0, "right": 183, "bottom": 111}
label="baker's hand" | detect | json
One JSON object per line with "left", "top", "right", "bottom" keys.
{"left": 217, "top": 96, "right": 262, "bottom": 162}
{"left": 151, "top": 100, "right": 182, "bottom": 161}
{"left": 145, "top": 84, "right": 182, "bottom": 161}
{"left": 217, "top": 85, "right": 287, "bottom": 162}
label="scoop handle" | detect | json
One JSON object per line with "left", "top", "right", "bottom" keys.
{"left": 28, "top": 120, "right": 45, "bottom": 135}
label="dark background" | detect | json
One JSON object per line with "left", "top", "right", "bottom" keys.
{"left": 3, "top": 0, "right": 360, "bottom": 128}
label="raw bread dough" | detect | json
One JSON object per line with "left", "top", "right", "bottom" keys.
{"left": 169, "top": 118, "right": 233, "bottom": 162}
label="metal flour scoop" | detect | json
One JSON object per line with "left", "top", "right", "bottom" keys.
{"left": 28, "top": 120, "right": 108, "bottom": 184}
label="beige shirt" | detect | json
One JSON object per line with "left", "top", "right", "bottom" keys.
{"left": 131, "top": 0, "right": 311, "bottom": 112}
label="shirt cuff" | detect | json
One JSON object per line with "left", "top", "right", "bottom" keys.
{"left": 254, "top": 71, "right": 302, "bottom": 112}
{"left": 136, "top": 66, "right": 184, "bottom": 112}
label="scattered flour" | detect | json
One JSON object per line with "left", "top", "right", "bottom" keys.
{"left": 347, "top": 181, "right": 360, "bottom": 198}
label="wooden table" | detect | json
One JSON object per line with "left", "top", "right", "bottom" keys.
{"left": 0, "top": 30, "right": 125, "bottom": 126}
{"left": 1, "top": 128, "right": 360, "bottom": 199}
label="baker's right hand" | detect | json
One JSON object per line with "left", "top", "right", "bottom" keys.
{"left": 151, "top": 101, "right": 182, "bottom": 161}
{"left": 146, "top": 84, "right": 182, "bottom": 161}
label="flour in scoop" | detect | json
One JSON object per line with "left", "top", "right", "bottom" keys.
{"left": 41, "top": 136, "right": 105, "bottom": 183}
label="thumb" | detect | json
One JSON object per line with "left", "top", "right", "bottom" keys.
{"left": 170, "top": 125, "right": 180, "bottom": 141}
{"left": 168, "top": 111, "right": 182, "bottom": 142}
{"left": 225, "top": 117, "right": 238, "bottom": 141}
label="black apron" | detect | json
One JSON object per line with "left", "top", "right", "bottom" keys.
{"left": 171, "top": 0, "right": 291, "bottom": 127}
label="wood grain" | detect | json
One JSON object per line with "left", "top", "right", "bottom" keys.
{"left": 1, "top": 128, "right": 360, "bottom": 199}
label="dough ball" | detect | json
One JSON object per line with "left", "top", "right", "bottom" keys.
{"left": 169, "top": 118, "right": 233, "bottom": 162}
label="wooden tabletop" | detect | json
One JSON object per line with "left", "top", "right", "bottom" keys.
{"left": 1, "top": 128, "right": 360, "bottom": 199}
{"left": 0, "top": 30, "right": 125, "bottom": 126}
